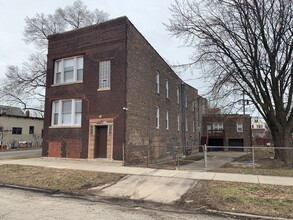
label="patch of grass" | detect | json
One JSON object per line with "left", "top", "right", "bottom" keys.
{"left": 179, "top": 180, "right": 293, "bottom": 219}
{"left": 0, "top": 164, "right": 125, "bottom": 194}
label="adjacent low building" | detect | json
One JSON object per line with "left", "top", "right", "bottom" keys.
{"left": 0, "top": 105, "right": 43, "bottom": 148}
{"left": 201, "top": 112, "right": 252, "bottom": 151}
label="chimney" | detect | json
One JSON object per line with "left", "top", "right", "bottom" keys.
{"left": 25, "top": 110, "right": 30, "bottom": 117}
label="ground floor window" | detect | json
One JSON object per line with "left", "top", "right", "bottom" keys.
{"left": 51, "top": 99, "right": 82, "bottom": 126}
{"left": 12, "top": 127, "right": 22, "bottom": 135}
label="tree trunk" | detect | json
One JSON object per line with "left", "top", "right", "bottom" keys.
{"left": 273, "top": 130, "right": 293, "bottom": 168}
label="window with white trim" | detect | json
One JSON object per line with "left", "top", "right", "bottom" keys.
{"left": 52, "top": 99, "right": 82, "bottom": 126}
{"left": 177, "top": 114, "right": 180, "bottom": 131}
{"left": 177, "top": 87, "right": 180, "bottom": 104}
{"left": 166, "top": 79, "right": 169, "bottom": 99}
{"left": 193, "top": 118, "right": 195, "bottom": 133}
{"left": 185, "top": 94, "right": 188, "bottom": 108}
{"left": 156, "top": 72, "right": 160, "bottom": 93}
{"left": 237, "top": 122, "right": 243, "bottom": 132}
{"left": 54, "top": 56, "right": 83, "bottom": 85}
{"left": 166, "top": 110, "right": 169, "bottom": 130}
{"left": 156, "top": 106, "right": 160, "bottom": 129}
{"left": 99, "top": 60, "right": 111, "bottom": 90}
{"left": 213, "top": 123, "right": 224, "bottom": 130}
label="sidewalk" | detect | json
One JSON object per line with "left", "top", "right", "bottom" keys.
{"left": 0, "top": 157, "right": 292, "bottom": 186}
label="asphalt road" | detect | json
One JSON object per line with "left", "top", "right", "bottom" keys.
{"left": 0, "top": 187, "right": 232, "bottom": 220}
{"left": 0, "top": 149, "right": 41, "bottom": 158}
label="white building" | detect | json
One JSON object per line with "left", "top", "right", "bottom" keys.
{"left": 0, "top": 105, "right": 43, "bottom": 148}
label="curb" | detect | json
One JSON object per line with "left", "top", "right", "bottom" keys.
{"left": 206, "top": 209, "right": 291, "bottom": 220}
{"left": 0, "top": 183, "right": 59, "bottom": 194}
{"left": 0, "top": 184, "right": 291, "bottom": 220}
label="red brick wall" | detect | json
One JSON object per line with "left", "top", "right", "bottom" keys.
{"left": 43, "top": 17, "right": 128, "bottom": 159}
{"left": 48, "top": 141, "right": 61, "bottom": 157}
{"left": 124, "top": 20, "right": 202, "bottom": 164}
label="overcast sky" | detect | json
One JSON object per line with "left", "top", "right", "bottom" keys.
{"left": 0, "top": 0, "right": 206, "bottom": 94}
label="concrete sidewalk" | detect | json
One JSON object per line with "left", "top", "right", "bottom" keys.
{"left": 0, "top": 157, "right": 292, "bottom": 186}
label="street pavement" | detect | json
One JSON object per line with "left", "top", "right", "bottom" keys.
{"left": 0, "top": 149, "right": 41, "bottom": 158}
{"left": 0, "top": 157, "right": 292, "bottom": 206}
{"left": 0, "top": 187, "right": 230, "bottom": 220}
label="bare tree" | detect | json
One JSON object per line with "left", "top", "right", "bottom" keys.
{"left": 167, "top": 0, "right": 293, "bottom": 166}
{"left": 0, "top": 0, "right": 109, "bottom": 115}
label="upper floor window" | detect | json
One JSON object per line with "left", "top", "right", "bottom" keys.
{"left": 237, "top": 123, "right": 243, "bottom": 132}
{"left": 213, "top": 123, "right": 223, "bottom": 130}
{"left": 99, "top": 60, "right": 111, "bottom": 90}
{"left": 185, "top": 94, "right": 188, "bottom": 108}
{"left": 54, "top": 56, "right": 83, "bottom": 85}
{"left": 166, "top": 79, "right": 169, "bottom": 98}
{"left": 156, "top": 72, "right": 160, "bottom": 93}
{"left": 177, "top": 114, "right": 180, "bottom": 131}
{"left": 156, "top": 106, "right": 160, "bottom": 129}
{"left": 52, "top": 99, "right": 82, "bottom": 126}
{"left": 166, "top": 110, "right": 169, "bottom": 130}
{"left": 177, "top": 87, "right": 180, "bottom": 104}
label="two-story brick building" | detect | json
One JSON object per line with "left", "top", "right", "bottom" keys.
{"left": 42, "top": 17, "right": 205, "bottom": 163}
{"left": 201, "top": 112, "right": 252, "bottom": 151}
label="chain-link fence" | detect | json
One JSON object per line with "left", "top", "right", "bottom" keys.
{"left": 124, "top": 144, "right": 293, "bottom": 175}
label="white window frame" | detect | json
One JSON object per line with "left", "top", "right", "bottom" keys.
{"left": 51, "top": 99, "right": 82, "bottom": 127}
{"left": 166, "top": 110, "right": 169, "bottom": 130}
{"left": 177, "top": 87, "right": 180, "bottom": 104}
{"left": 166, "top": 79, "right": 169, "bottom": 99}
{"left": 156, "top": 72, "right": 160, "bottom": 93}
{"left": 99, "top": 60, "right": 111, "bottom": 90}
{"left": 54, "top": 56, "right": 83, "bottom": 85}
{"left": 156, "top": 106, "right": 160, "bottom": 129}
{"left": 237, "top": 122, "right": 243, "bottom": 132}
{"left": 177, "top": 114, "right": 180, "bottom": 131}
{"left": 213, "top": 123, "right": 224, "bottom": 130}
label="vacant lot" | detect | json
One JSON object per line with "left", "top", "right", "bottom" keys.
{"left": 212, "top": 148, "right": 293, "bottom": 177}
{"left": 179, "top": 180, "right": 293, "bottom": 219}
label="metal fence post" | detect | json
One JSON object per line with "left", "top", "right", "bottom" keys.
{"left": 204, "top": 144, "right": 208, "bottom": 171}
{"left": 252, "top": 146, "right": 255, "bottom": 173}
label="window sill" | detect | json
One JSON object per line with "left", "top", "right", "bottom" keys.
{"left": 97, "top": 88, "right": 111, "bottom": 92}
{"left": 51, "top": 81, "right": 83, "bottom": 87}
{"left": 49, "top": 125, "right": 81, "bottom": 129}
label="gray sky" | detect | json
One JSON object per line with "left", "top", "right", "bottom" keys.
{"left": 0, "top": 0, "right": 206, "bottom": 94}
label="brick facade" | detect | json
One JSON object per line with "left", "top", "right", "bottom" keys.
{"left": 202, "top": 114, "right": 252, "bottom": 149}
{"left": 43, "top": 17, "right": 206, "bottom": 163}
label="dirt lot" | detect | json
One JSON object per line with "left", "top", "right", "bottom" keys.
{"left": 212, "top": 148, "right": 293, "bottom": 177}
{"left": 179, "top": 180, "right": 293, "bottom": 219}
{"left": 0, "top": 164, "right": 292, "bottom": 218}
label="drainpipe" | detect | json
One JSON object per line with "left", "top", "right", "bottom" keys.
{"left": 181, "top": 82, "right": 187, "bottom": 155}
